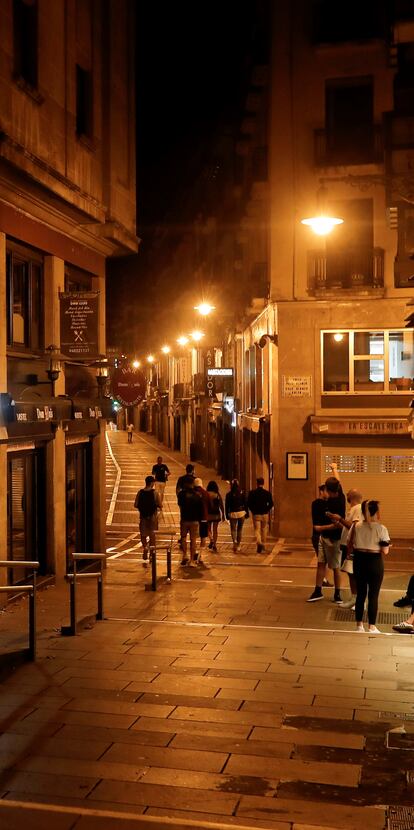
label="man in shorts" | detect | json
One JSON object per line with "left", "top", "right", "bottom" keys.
{"left": 307, "top": 475, "right": 345, "bottom": 603}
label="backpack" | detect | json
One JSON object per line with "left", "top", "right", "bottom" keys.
{"left": 208, "top": 492, "right": 221, "bottom": 516}
{"left": 135, "top": 489, "right": 156, "bottom": 518}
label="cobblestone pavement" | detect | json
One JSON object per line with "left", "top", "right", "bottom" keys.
{"left": 0, "top": 429, "right": 413, "bottom": 829}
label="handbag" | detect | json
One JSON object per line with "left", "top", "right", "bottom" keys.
{"left": 341, "top": 523, "right": 356, "bottom": 574}
{"left": 229, "top": 510, "right": 246, "bottom": 519}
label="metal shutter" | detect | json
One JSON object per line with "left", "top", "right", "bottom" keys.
{"left": 322, "top": 449, "right": 414, "bottom": 538}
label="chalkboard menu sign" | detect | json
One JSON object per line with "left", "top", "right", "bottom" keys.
{"left": 60, "top": 291, "right": 99, "bottom": 358}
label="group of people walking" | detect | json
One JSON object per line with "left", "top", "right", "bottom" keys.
{"left": 134, "top": 455, "right": 273, "bottom": 566}
{"left": 309, "top": 463, "right": 391, "bottom": 634}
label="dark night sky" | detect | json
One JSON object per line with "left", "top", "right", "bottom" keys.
{"left": 107, "top": 1, "right": 259, "bottom": 353}
{"left": 136, "top": 0, "right": 254, "bottom": 228}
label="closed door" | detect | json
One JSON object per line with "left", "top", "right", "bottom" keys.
{"left": 7, "top": 450, "right": 46, "bottom": 583}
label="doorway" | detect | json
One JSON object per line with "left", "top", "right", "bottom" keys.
{"left": 66, "top": 442, "right": 93, "bottom": 567}
{"left": 7, "top": 449, "right": 46, "bottom": 583}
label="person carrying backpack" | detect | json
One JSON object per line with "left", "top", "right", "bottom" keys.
{"left": 178, "top": 477, "right": 204, "bottom": 566}
{"left": 206, "top": 480, "right": 224, "bottom": 552}
{"left": 134, "top": 475, "right": 161, "bottom": 562}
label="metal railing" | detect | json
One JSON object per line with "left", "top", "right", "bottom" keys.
{"left": 308, "top": 247, "right": 384, "bottom": 292}
{"left": 146, "top": 529, "right": 176, "bottom": 592}
{"left": 0, "top": 561, "right": 39, "bottom": 660}
{"left": 61, "top": 553, "right": 105, "bottom": 636}
{"left": 314, "top": 125, "right": 383, "bottom": 166}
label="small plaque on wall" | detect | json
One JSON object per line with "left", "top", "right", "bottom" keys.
{"left": 286, "top": 452, "right": 308, "bottom": 480}
{"left": 282, "top": 375, "right": 312, "bottom": 397}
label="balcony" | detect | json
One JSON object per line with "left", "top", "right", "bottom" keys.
{"left": 173, "top": 382, "right": 193, "bottom": 400}
{"left": 308, "top": 248, "right": 384, "bottom": 294}
{"left": 314, "top": 125, "right": 383, "bottom": 167}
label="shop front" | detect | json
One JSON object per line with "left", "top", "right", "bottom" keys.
{"left": 311, "top": 415, "right": 414, "bottom": 538}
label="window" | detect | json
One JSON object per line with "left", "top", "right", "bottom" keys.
{"left": 13, "top": 0, "right": 38, "bottom": 89}
{"left": 6, "top": 245, "right": 43, "bottom": 350}
{"left": 76, "top": 64, "right": 93, "bottom": 138}
{"left": 325, "top": 77, "right": 374, "bottom": 165}
{"left": 322, "top": 329, "right": 414, "bottom": 393}
{"left": 65, "top": 265, "right": 92, "bottom": 292}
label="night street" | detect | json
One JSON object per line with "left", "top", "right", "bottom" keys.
{"left": 0, "top": 431, "right": 413, "bottom": 828}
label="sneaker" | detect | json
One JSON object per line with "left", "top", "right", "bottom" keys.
{"left": 212, "top": 544, "right": 218, "bottom": 553}
{"left": 307, "top": 588, "right": 323, "bottom": 602}
{"left": 342, "top": 598, "right": 356, "bottom": 610}
{"left": 332, "top": 591, "right": 343, "bottom": 604}
{"left": 393, "top": 596, "right": 412, "bottom": 608}
{"left": 356, "top": 623, "right": 365, "bottom": 633}
{"left": 368, "top": 626, "right": 381, "bottom": 634}
{"left": 322, "top": 578, "right": 333, "bottom": 587}
{"left": 208, "top": 541, "right": 213, "bottom": 550}
{"left": 142, "top": 549, "right": 148, "bottom": 561}
{"left": 392, "top": 621, "right": 414, "bottom": 633}
{"left": 236, "top": 544, "right": 242, "bottom": 552}
{"left": 189, "top": 560, "right": 197, "bottom": 568}
{"left": 180, "top": 558, "right": 189, "bottom": 566}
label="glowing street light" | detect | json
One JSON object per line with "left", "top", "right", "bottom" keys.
{"left": 161, "top": 345, "right": 171, "bottom": 354}
{"left": 132, "top": 359, "right": 140, "bottom": 368}
{"left": 147, "top": 354, "right": 155, "bottom": 363}
{"left": 191, "top": 330, "right": 204, "bottom": 342}
{"left": 177, "top": 335, "right": 189, "bottom": 346}
{"left": 300, "top": 185, "right": 343, "bottom": 236}
{"left": 194, "top": 302, "right": 215, "bottom": 316}
{"left": 333, "top": 333, "right": 344, "bottom": 342}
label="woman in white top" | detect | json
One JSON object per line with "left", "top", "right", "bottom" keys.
{"left": 352, "top": 500, "right": 390, "bottom": 634}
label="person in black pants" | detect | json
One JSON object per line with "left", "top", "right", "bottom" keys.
{"left": 392, "top": 576, "right": 414, "bottom": 632}
{"left": 352, "top": 499, "right": 390, "bottom": 634}
{"left": 394, "top": 576, "right": 414, "bottom": 608}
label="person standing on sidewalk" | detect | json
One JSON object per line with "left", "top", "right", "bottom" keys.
{"left": 247, "top": 477, "right": 273, "bottom": 553}
{"left": 352, "top": 499, "right": 390, "bottom": 634}
{"left": 327, "top": 488, "right": 362, "bottom": 609}
{"left": 194, "top": 477, "right": 209, "bottom": 559}
{"left": 206, "top": 480, "right": 225, "bottom": 552}
{"left": 134, "top": 475, "right": 161, "bottom": 563}
{"left": 178, "top": 477, "right": 204, "bottom": 566}
{"left": 127, "top": 423, "right": 134, "bottom": 443}
{"left": 225, "top": 479, "right": 249, "bottom": 552}
{"left": 176, "top": 464, "right": 195, "bottom": 495}
{"left": 307, "top": 475, "right": 345, "bottom": 603}
{"left": 151, "top": 455, "right": 170, "bottom": 507}
{"left": 311, "top": 484, "right": 333, "bottom": 587}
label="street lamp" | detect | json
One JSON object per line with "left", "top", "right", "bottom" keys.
{"left": 45, "top": 344, "right": 62, "bottom": 383}
{"left": 177, "top": 336, "right": 189, "bottom": 346}
{"left": 194, "top": 302, "right": 215, "bottom": 316}
{"left": 132, "top": 359, "right": 141, "bottom": 368}
{"left": 191, "top": 330, "right": 204, "bottom": 342}
{"left": 147, "top": 354, "right": 155, "bottom": 363}
{"left": 161, "top": 345, "right": 171, "bottom": 354}
{"left": 301, "top": 185, "right": 343, "bottom": 236}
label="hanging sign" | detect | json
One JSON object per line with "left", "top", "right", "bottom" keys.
{"left": 204, "top": 348, "right": 216, "bottom": 399}
{"left": 111, "top": 367, "right": 146, "bottom": 406}
{"left": 60, "top": 291, "right": 99, "bottom": 358}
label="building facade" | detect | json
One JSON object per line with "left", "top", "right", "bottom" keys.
{"left": 0, "top": 0, "right": 137, "bottom": 588}
{"left": 241, "top": 0, "right": 414, "bottom": 539}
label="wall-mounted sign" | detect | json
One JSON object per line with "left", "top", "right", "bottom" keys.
{"left": 283, "top": 375, "right": 312, "bottom": 397}
{"left": 60, "top": 291, "right": 99, "bottom": 358}
{"left": 311, "top": 416, "right": 410, "bottom": 435}
{"left": 112, "top": 367, "right": 146, "bottom": 407}
{"left": 207, "top": 368, "right": 234, "bottom": 377}
{"left": 204, "top": 347, "right": 216, "bottom": 399}
{"left": 286, "top": 451, "right": 308, "bottom": 480}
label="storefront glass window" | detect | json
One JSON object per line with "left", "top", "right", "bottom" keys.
{"left": 322, "top": 329, "right": 414, "bottom": 393}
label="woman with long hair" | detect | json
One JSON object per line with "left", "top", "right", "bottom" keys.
{"left": 352, "top": 499, "right": 390, "bottom": 633}
{"left": 206, "top": 480, "right": 224, "bottom": 552}
{"left": 225, "top": 479, "right": 249, "bottom": 552}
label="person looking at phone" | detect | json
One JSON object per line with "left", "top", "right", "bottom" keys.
{"left": 307, "top": 468, "right": 345, "bottom": 603}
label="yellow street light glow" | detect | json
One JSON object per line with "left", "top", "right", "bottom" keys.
{"left": 177, "top": 335, "right": 189, "bottom": 346}
{"left": 147, "top": 354, "right": 155, "bottom": 363}
{"left": 194, "top": 302, "right": 215, "bottom": 316}
{"left": 132, "top": 359, "right": 140, "bottom": 368}
{"left": 191, "top": 330, "right": 204, "bottom": 342}
{"left": 301, "top": 215, "right": 343, "bottom": 236}
{"left": 161, "top": 345, "right": 171, "bottom": 354}
{"left": 333, "top": 333, "right": 344, "bottom": 342}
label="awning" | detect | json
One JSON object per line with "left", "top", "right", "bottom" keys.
{"left": 237, "top": 413, "right": 264, "bottom": 433}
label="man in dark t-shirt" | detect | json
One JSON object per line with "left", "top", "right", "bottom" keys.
{"left": 151, "top": 456, "right": 170, "bottom": 507}
{"left": 308, "top": 472, "right": 345, "bottom": 604}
